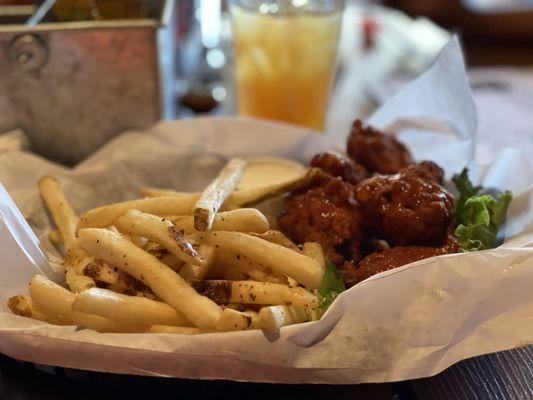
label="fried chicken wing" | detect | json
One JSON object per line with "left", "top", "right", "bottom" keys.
{"left": 355, "top": 171, "right": 455, "bottom": 246}
{"left": 401, "top": 161, "right": 444, "bottom": 184}
{"left": 355, "top": 235, "right": 459, "bottom": 283}
{"left": 347, "top": 119, "right": 412, "bottom": 174}
{"left": 277, "top": 173, "right": 363, "bottom": 285}
{"left": 310, "top": 151, "right": 368, "bottom": 185}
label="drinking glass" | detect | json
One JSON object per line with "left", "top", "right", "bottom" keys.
{"left": 230, "top": 0, "right": 344, "bottom": 131}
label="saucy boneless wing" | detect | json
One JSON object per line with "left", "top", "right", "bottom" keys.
{"left": 279, "top": 119, "right": 459, "bottom": 287}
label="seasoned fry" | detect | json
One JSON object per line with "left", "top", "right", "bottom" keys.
{"left": 259, "top": 305, "right": 312, "bottom": 332}
{"left": 29, "top": 275, "right": 146, "bottom": 332}
{"left": 48, "top": 229, "right": 62, "bottom": 246}
{"left": 64, "top": 246, "right": 96, "bottom": 293}
{"left": 82, "top": 259, "right": 121, "bottom": 285}
{"left": 114, "top": 210, "right": 203, "bottom": 266}
{"left": 194, "top": 158, "right": 246, "bottom": 231}
{"left": 150, "top": 310, "right": 258, "bottom": 333}
{"left": 7, "top": 294, "right": 54, "bottom": 323}
{"left": 179, "top": 245, "right": 216, "bottom": 280}
{"left": 219, "top": 266, "right": 246, "bottom": 281}
{"left": 302, "top": 242, "right": 326, "bottom": 270}
{"left": 78, "top": 228, "right": 222, "bottom": 329}
{"left": 159, "top": 253, "right": 184, "bottom": 270}
{"left": 250, "top": 230, "right": 301, "bottom": 252}
{"left": 148, "top": 325, "right": 202, "bottom": 335}
{"left": 106, "top": 284, "right": 158, "bottom": 300}
{"left": 77, "top": 195, "right": 198, "bottom": 231}
{"left": 242, "top": 310, "right": 261, "bottom": 329}
{"left": 81, "top": 259, "right": 153, "bottom": 295}
{"left": 140, "top": 167, "right": 320, "bottom": 207}
{"left": 215, "top": 248, "right": 288, "bottom": 284}
{"left": 197, "top": 231, "right": 324, "bottom": 288}
{"left": 140, "top": 187, "right": 198, "bottom": 198}
{"left": 127, "top": 234, "right": 148, "bottom": 249}
{"left": 189, "top": 280, "right": 317, "bottom": 307}
{"left": 215, "top": 308, "right": 255, "bottom": 331}
{"left": 38, "top": 176, "right": 96, "bottom": 292}
{"left": 72, "top": 288, "right": 192, "bottom": 327}
{"left": 171, "top": 208, "right": 269, "bottom": 234}
{"left": 38, "top": 176, "right": 77, "bottom": 250}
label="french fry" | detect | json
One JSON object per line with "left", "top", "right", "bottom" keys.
{"left": 38, "top": 176, "right": 77, "bottom": 250}
{"left": 171, "top": 208, "right": 269, "bottom": 234}
{"left": 81, "top": 259, "right": 152, "bottom": 294}
{"left": 302, "top": 242, "right": 326, "bottom": 270}
{"left": 197, "top": 231, "right": 324, "bottom": 288}
{"left": 189, "top": 280, "right": 317, "bottom": 307}
{"left": 48, "top": 229, "right": 62, "bottom": 247}
{"left": 114, "top": 210, "right": 203, "bottom": 266}
{"left": 106, "top": 284, "right": 158, "bottom": 301}
{"left": 148, "top": 325, "right": 202, "bottom": 335}
{"left": 78, "top": 228, "right": 222, "bottom": 329}
{"left": 82, "top": 259, "right": 120, "bottom": 285}
{"left": 194, "top": 158, "right": 246, "bottom": 231}
{"left": 219, "top": 265, "right": 246, "bottom": 281}
{"left": 29, "top": 275, "right": 147, "bottom": 332}
{"left": 39, "top": 176, "right": 96, "bottom": 292}
{"left": 7, "top": 294, "right": 55, "bottom": 323}
{"left": 77, "top": 195, "right": 198, "bottom": 231}
{"left": 250, "top": 230, "right": 301, "bottom": 253}
{"left": 127, "top": 234, "right": 148, "bottom": 249}
{"left": 140, "top": 167, "right": 320, "bottom": 207}
{"left": 215, "top": 248, "right": 288, "bottom": 284}
{"left": 159, "top": 253, "right": 184, "bottom": 270}
{"left": 242, "top": 310, "right": 261, "bottom": 329}
{"left": 215, "top": 308, "right": 255, "bottom": 331}
{"left": 179, "top": 245, "right": 216, "bottom": 280}
{"left": 259, "top": 305, "right": 312, "bottom": 332}
{"left": 72, "top": 288, "right": 192, "bottom": 327}
{"left": 140, "top": 187, "right": 198, "bottom": 198}
{"left": 63, "top": 246, "right": 96, "bottom": 293}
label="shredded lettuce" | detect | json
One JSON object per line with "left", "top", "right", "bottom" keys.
{"left": 452, "top": 168, "right": 512, "bottom": 252}
{"left": 317, "top": 258, "right": 345, "bottom": 313}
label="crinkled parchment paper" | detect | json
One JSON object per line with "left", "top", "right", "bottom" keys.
{"left": 0, "top": 37, "right": 532, "bottom": 384}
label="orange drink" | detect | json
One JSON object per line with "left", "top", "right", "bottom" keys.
{"left": 231, "top": 1, "right": 343, "bottom": 131}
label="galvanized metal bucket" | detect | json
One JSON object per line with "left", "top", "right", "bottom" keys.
{"left": 0, "top": 0, "right": 177, "bottom": 165}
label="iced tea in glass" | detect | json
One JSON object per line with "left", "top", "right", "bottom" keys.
{"left": 231, "top": 0, "right": 343, "bottom": 131}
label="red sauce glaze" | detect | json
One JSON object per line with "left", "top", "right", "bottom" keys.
{"left": 347, "top": 119, "right": 412, "bottom": 174}
{"left": 310, "top": 151, "right": 369, "bottom": 185}
{"left": 277, "top": 173, "right": 363, "bottom": 285}
{"left": 278, "top": 120, "right": 458, "bottom": 287}
{"left": 354, "top": 170, "right": 455, "bottom": 246}
{"left": 401, "top": 161, "right": 445, "bottom": 184}
{"left": 355, "top": 235, "right": 459, "bottom": 283}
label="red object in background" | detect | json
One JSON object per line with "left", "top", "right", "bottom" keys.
{"left": 362, "top": 15, "right": 377, "bottom": 50}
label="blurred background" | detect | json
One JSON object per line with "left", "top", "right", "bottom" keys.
{"left": 0, "top": 0, "right": 532, "bottom": 165}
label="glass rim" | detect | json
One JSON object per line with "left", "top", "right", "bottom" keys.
{"left": 229, "top": 0, "right": 345, "bottom": 16}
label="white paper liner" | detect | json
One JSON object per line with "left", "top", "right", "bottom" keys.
{"left": 0, "top": 37, "right": 532, "bottom": 383}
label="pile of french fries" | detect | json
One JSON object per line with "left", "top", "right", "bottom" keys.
{"left": 7, "top": 158, "right": 328, "bottom": 334}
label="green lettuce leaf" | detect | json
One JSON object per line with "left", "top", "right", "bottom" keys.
{"left": 452, "top": 168, "right": 482, "bottom": 225}
{"left": 317, "top": 258, "right": 345, "bottom": 313}
{"left": 452, "top": 168, "right": 512, "bottom": 252}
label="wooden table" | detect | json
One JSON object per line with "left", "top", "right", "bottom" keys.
{"left": 1, "top": 346, "right": 533, "bottom": 399}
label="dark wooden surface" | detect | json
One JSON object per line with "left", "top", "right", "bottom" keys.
{"left": 411, "top": 346, "right": 533, "bottom": 400}
{"left": 0, "top": 353, "right": 393, "bottom": 400}
{"left": 2, "top": 346, "right": 533, "bottom": 399}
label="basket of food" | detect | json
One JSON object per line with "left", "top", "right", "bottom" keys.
{"left": 0, "top": 38, "right": 531, "bottom": 384}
